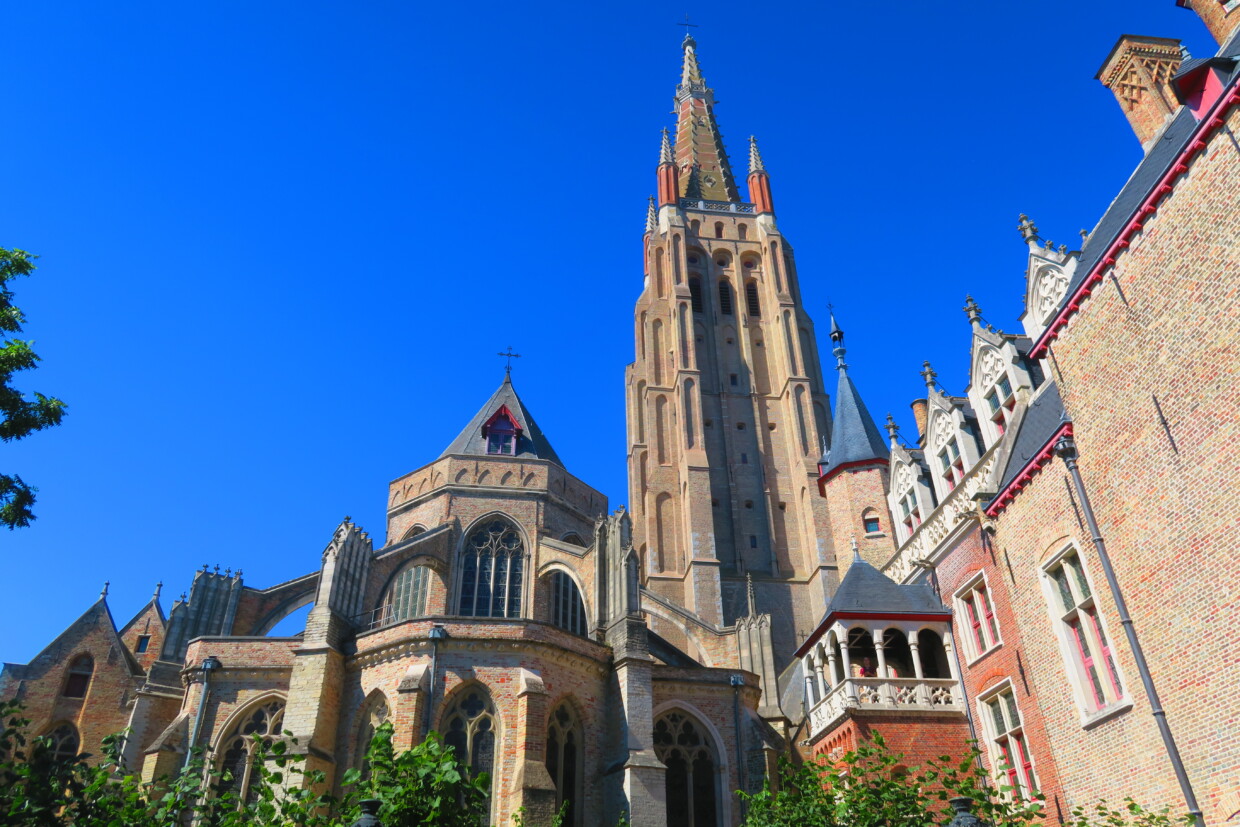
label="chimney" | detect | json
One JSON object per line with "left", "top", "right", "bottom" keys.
{"left": 1176, "top": 0, "right": 1240, "bottom": 47}
{"left": 1096, "top": 35, "right": 1184, "bottom": 149}
{"left": 910, "top": 399, "right": 928, "bottom": 441}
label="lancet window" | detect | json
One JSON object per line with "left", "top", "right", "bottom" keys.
{"left": 546, "top": 703, "right": 583, "bottom": 826}
{"left": 442, "top": 687, "right": 497, "bottom": 822}
{"left": 382, "top": 563, "right": 431, "bottom": 625}
{"left": 718, "top": 281, "right": 733, "bottom": 315}
{"left": 979, "top": 683, "right": 1037, "bottom": 800}
{"left": 458, "top": 519, "right": 524, "bottom": 618}
{"left": 550, "top": 570, "right": 587, "bottom": 637}
{"left": 217, "top": 699, "right": 285, "bottom": 804}
{"left": 957, "top": 575, "right": 1001, "bottom": 659}
{"left": 62, "top": 654, "right": 93, "bottom": 699}
{"left": 356, "top": 696, "right": 389, "bottom": 779}
{"left": 654, "top": 710, "right": 719, "bottom": 826}
{"left": 47, "top": 723, "right": 80, "bottom": 760}
{"left": 745, "top": 281, "right": 760, "bottom": 317}
{"left": 1043, "top": 549, "right": 1124, "bottom": 713}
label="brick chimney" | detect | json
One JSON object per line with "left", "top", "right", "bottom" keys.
{"left": 910, "top": 399, "right": 928, "bottom": 442}
{"left": 1096, "top": 35, "right": 1184, "bottom": 149}
{"left": 1176, "top": 0, "right": 1240, "bottom": 47}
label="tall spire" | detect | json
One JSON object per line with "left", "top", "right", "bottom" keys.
{"left": 645, "top": 195, "right": 657, "bottom": 234}
{"left": 818, "top": 312, "right": 889, "bottom": 481}
{"left": 748, "top": 135, "right": 765, "bottom": 174}
{"left": 673, "top": 35, "right": 740, "bottom": 202}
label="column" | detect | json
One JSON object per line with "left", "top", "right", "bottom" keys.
{"left": 812, "top": 650, "right": 827, "bottom": 700}
{"left": 872, "top": 627, "right": 890, "bottom": 704}
{"left": 908, "top": 630, "right": 929, "bottom": 705}
{"left": 837, "top": 629, "right": 858, "bottom": 702}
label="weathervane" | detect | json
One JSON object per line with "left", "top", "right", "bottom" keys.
{"left": 497, "top": 346, "right": 522, "bottom": 376}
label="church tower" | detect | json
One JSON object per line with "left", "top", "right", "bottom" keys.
{"left": 626, "top": 34, "right": 839, "bottom": 659}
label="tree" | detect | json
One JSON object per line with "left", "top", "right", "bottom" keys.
{"left": 0, "top": 247, "right": 66, "bottom": 529}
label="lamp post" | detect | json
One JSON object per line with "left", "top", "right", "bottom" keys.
{"left": 184, "top": 655, "right": 222, "bottom": 770}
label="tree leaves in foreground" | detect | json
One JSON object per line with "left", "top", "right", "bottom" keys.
{"left": 0, "top": 247, "right": 66, "bottom": 529}
{"left": 740, "top": 730, "right": 1192, "bottom": 827}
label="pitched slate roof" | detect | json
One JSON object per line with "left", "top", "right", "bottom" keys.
{"left": 823, "top": 555, "right": 947, "bottom": 620}
{"left": 993, "top": 381, "right": 1067, "bottom": 494}
{"left": 439, "top": 375, "right": 564, "bottom": 466}
{"left": 818, "top": 371, "right": 890, "bottom": 477}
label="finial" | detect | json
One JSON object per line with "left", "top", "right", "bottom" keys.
{"left": 1017, "top": 213, "right": 1040, "bottom": 244}
{"left": 659, "top": 127, "right": 673, "bottom": 165}
{"left": 1059, "top": 244, "right": 1068, "bottom": 254}
{"left": 828, "top": 305, "right": 848, "bottom": 372}
{"left": 963, "top": 295, "right": 983, "bottom": 326}
{"left": 850, "top": 537, "right": 860, "bottom": 559}
{"left": 202, "top": 563, "right": 209, "bottom": 572}
{"left": 179, "top": 591, "right": 187, "bottom": 602}
{"left": 497, "top": 346, "right": 521, "bottom": 377}
{"left": 213, "top": 563, "right": 220, "bottom": 574}
{"left": 153, "top": 581, "right": 163, "bottom": 601}
{"left": 1179, "top": 43, "right": 1191, "bottom": 61}
{"left": 224, "top": 567, "right": 232, "bottom": 577}
{"left": 885, "top": 413, "right": 900, "bottom": 443}
{"left": 344, "top": 515, "right": 352, "bottom": 524}
{"left": 748, "top": 135, "right": 766, "bottom": 175}
{"left": 921, "top": 360, "right": 938, "bottom": 389}
{"left": 645, "top": 195, "right": 657, "bottom": 234}
{"left": 746, "top": 572, "right": 757, "bottom": 617}
{"left": 100, "top": 581, "right": 110, "bottom": 599}
{"left": 236, "top": 569, "right": 243, "bottom": 578}
{"left": 678, "top": 14, "right": 698, "bottom": 50}
{"left": 1079, "top": 228, "right": 1089, "bottom": 242}
{"left": 828, "top": 304, "right": 844, "bottom": 343}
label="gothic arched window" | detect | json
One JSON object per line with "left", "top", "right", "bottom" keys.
{"left": 443, "top": 687, "right": 497, "bottom": 821}
{"left": 62, "top": 654, "right": 93, "bottom": 698}
{"left": 47, "top": 723, "right": 80, "bottom": 760}
{"left": 218, "top": 699, "right": 285, "bottom": 804}
{"left": 745, "top": 281, "right": 761, "bottom": 317}
{"left": 356, "top": 695, "right": 389, "bottom": 780}
{"left": 383, "top": 563, "right": 431, "bottom": 625}
{"left": 717, "top": 281, "right": 733, "bottom": 316}
{"left": 550, "top": 570, "right": 587, "bottom": 637}
{"left": 654, "top": 710, "right": 719, "bottom": 826}
{"left": 547, "top": 703, "right": 583, "bottom": 826}
{"left": 458, "top": 519, "right": 524, "bottom": 618}
{"left": 689, "top": 277, "right": 704, "bottom": 313}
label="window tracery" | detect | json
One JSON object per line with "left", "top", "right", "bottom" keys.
{"left": 218, "top": 699, "right": 285, "bottom": 804}
{"left": 356, "top": 697, "right": 389, "bottom": 779}
{"left": 546, "top": 703, "right": 583, "bottom": 826}
{"left": 550, "top": 570, "right": 587, "bottom": 636}
{"left": 442, "top": 687, "right": 497, "bottom": 821}
{"left": 458, "top": 519, "right": 524, "bottom": 618}
{"left": 654, "top": 710, "right": 719, "bottom": 826}
{"left": 47, "top": 723, "right": 79, "bottom": 760}
{"left": 1032, "top": 265, "right": 1069, "bottom": 324}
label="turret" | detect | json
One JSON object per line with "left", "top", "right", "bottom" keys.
{"left": 747, "top": 136, "right": 774, "bottom": 215}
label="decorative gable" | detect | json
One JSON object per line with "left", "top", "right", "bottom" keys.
{"left": 481, "top": 405, "right": 522, "bottom": 438}
{"left": 924, "top": 389, "right": 983, "bottom": 504}
{"left": 966, "top": 327, "right": 1035, "bottom": 449}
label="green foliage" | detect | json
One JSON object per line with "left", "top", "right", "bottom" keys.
{"left": 740, "top": 730, "right": 1185, "bottom": 827}
{"left": 0, "top": 247, "right": 66, "bottom": 529}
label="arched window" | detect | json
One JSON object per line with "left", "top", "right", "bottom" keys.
{"left": 561, "top": 532, "right": 586, "bottom": 547}
{"left": 62, "top": 654, "right": 93, "bottom": 699}
{"left": 443, "top": 687, "right": 497, "bottom": 821}
{"left": 382, "top": 563, "right": 431, "bottom": 625}
{"left": 458, "top": 519, "right": 524, "bottom": 618}
{"left": 547, "top": 703, "right": 583, "bottom": 826}
{"left": 717, "top": 281, "right": 733, "bottom": 316}
{"left": 690, "top": 220, "right": 700, "bottom": 234}
{"left": 654, "top": 710, "right": 718, "bottom": 826}
{"left": 401, "top": 524, "right": 427, "bottom": 541}
{"left": 356, "top": 696, "right": 389, "bottom": 779}
{"left": 745, "top": 281, "right": 761, "bottom": 317}
{"left": 862, "top": 508, "right": 881, "bottom": 535}
{"left": 47, "top": 723, "right": 79, "bottom": 760}
{"left": 738, "top": 224, "right": 748, "bottom": 240}
{"left": 550, "top": 571, "right": 587, "bottom": 636}
{"left": 218, "top": 699, "right": 285, "bottom": 804}
{"left": 714, "top": 222, "right": 724, "bottom": 239}
{"left": 688, "top": 277, "right": 703, "bottom": 313}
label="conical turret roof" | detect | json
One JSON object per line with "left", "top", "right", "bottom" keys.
{"left": 818, "top": 315, "right": 889, "bottom": 479}
{"left": 439, "top": 375, "right": 564, "bottom": 466}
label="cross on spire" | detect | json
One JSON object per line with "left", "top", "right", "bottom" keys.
{"left": 497, "top": 346, "right": 522, "bottom": 376}
{"left": 677, "top": 14, "right": 698, "bottom": 37}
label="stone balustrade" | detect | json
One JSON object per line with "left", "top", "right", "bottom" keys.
{"left": 806, "top": 677, "right": 965, "bottom": 741}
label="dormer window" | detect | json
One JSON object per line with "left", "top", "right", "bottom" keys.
{"left": 938, "top": 438, "right": 965, "bottom": 488}
{"left": 984, "top": 374, "right": 1016, "bottom": 436}
{"left": 481, "top": 406, "right": 521, "bottom": 456}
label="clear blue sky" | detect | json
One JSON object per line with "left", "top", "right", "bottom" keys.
{"left": 1, "top": 2, "right": 1216, "bottom": 662}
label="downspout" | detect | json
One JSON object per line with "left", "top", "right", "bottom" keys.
{"left": 730, "top": 674, "right": 748, "bottom": 819}
{"left": 424, "top": 625, "right": 448, "bottom": 736}
{"left": 184, "top": 656, "right": 221, "bottom": 771}
{"left": 1055, "top": 434, "right": 1204, "bottom": 827}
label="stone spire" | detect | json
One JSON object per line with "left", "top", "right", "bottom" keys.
{"left": 645, "top": 195, "right": 656, "bottom": 234}
{"left": 659, "top": 127, "right": 673, "bottom": 165}
{"left": 673, "top": 34, "right": 740, "bottom": 202}
{"left": 748, "top": 135, "right": 765, "bottom": 175}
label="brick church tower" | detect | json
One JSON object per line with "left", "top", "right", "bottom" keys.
{"left": 626, "top": 34, "right": 842, "bottom": 659}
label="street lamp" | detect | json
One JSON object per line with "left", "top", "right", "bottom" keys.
{"left": 425, "top": 626, "right": 448, "bottom": 735}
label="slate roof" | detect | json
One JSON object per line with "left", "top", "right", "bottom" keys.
{"left": 818, "top": 371, "right": 889, "bottom": 476}
{"left": 1058, "top": 33, "right": 1240, "bottom": 308}
{"left": 439, "top": 375, "right": 564, "bottom": 466}
{"left": 994, "top": 382, "right": 1067, "bottom": 494}
{"left": 822, "top": 555, "right": 947, "bottom": 620}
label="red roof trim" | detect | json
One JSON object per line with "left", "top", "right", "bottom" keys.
{"left": 1030, "top": 85, "right": 1240, "bottom": 359}
{"left": 481, "top": 405, "right": 522, "bottom": 437}
{"left": 983, "top": 422, "right": 1073, "bottom": 518}
{"left": 816, "top": 457, "right": 889, "bottom": 492}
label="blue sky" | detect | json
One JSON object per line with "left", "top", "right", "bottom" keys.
{"left": 1, "top": 2, "right": 1216, "bottom": 662}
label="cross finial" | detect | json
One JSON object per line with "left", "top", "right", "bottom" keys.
{"left": 1017, "top": 213, "right": 1040, "bottom": 244}
{"left": 963, "top": 295, "right": 983, "bottom": 325}
{"left": 100, "top": 581, "right": 110, "bottom": 599}
{"left": 153, "top": 581, "right": 163, "bottom": 601}
{"left": 885, "top": 413, "right": 900, "bottom": 443}
{"left": 921, "top": 360, "right": 938, "bottom": 389}
{"left": 850, "top": 537, "right": 860, "bottom": 559}
{"left": 678, "top": 13, "right": 698, "bottom": 43}
{"left": 497, "top": 346, "right": 522, "bottom": 377}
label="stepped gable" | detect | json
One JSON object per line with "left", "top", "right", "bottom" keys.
{"left": 438, "top": 374, "right": 564, "bottom": 466}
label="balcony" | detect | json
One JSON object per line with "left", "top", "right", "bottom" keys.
{"left": 807, "top": 677, "right": 965, "bottom": 741}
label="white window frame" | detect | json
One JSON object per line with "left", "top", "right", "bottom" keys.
{"left": 983, "top": 372, "right": 1016, "bottom": 438}
{"left": 976, "top": 680, "right": 1038, "bottom": 801}
{"left": 937, "top": 437, "right": 965, "bottom": 489}
{"left": 1038, "top": 544, "right": 1130, "bottom": 726}
{"left": 954, "top": 573, "right": 1002, "bottom": 663}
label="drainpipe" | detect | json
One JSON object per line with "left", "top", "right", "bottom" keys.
{"left": 1055, "top": 434, "right": 1204, "bottom": 827}
{"left": 184, "top": 656, "right": 222, "bottom": 770}
{"left": 730, "top": 674, "right": 747, "bottom": 819}
{"left": 424, "top": 625, "right": 448, "bottom": 736}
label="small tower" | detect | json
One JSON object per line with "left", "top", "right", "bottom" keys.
{"left": 816, "top": 312, "right": 896, "bottom": 569}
